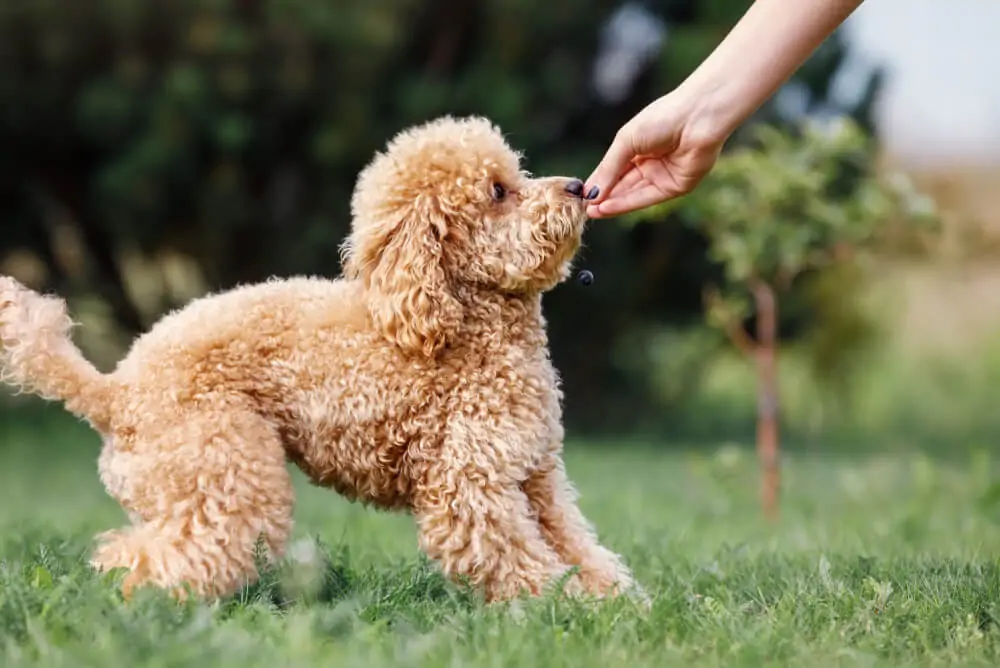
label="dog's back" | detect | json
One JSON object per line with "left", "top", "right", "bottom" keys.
{"left": 114, "top": 276, "right": 367, "bottom": 376}
{"left": 0, "top": 275, "right": 370, "bottom": 433}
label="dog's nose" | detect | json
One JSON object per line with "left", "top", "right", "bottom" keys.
{"left": 565, "top": 179, "right": 585, "bottom": 198}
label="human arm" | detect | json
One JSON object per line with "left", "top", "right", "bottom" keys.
{"left": 585, "top": 0, "right": 866, "bottom": 218}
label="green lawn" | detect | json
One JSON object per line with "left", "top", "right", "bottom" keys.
{"left": 2, "top": 408, "right": 1000, "bottom": 667}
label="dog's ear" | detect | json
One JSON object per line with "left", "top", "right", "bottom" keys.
{"left": 342, "top": 195, "right": 464, "bottom": 357}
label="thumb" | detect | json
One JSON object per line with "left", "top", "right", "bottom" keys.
{"left": 585, "top": 130, "right": 636, "bottom": 204}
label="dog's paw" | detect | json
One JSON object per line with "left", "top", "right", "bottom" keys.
{"left": 552, "top": 569, "right": 588, "bottom": 599}
{"left": 90, "top": 530, "right": 133, "bottom": 573}
{"left": 572, "top": 565, "right": 650, "bottom": 609}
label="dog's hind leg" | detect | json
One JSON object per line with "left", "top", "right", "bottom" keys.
{"left": 521, "top": 455, "right": 643, "bottom": 601}
{"left": 91, "top": 408, "right": 295, "bottom": 600}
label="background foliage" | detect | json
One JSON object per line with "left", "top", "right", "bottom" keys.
{"left": 0, "top": 0, "right": 949, "bottom": 442}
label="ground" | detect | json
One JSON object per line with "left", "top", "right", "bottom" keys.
{"left": 1, "top": 406, "right": 999, "bottom": 667}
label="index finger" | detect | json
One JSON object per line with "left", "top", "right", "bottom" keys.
{"left": 587, "top": 182, "right": 672, "bottom": 218}
{"left": 585, "top": 133, "right": 636, "bottom": 204}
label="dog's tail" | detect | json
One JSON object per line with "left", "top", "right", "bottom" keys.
{"left": 0, "top": 276, "right": 115, "bottom": 431}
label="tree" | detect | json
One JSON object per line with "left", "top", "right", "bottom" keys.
{"left": 679, "top": 118, "right": 937, "bottom": 518}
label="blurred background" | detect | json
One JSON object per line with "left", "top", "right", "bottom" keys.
{"left": 2, "top": 0, "right": 999, "bottom": 456}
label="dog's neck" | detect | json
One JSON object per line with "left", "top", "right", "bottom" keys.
{"left": 455, "top": 287, "right": 546, "bottom": 348}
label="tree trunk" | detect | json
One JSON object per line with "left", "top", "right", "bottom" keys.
{"left": 751, "top": 280, "right": 780, "bottom": 519}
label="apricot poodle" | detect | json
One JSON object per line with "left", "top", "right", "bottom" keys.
{"left": 0, "top": 115, "right": 640, "bottom": 604}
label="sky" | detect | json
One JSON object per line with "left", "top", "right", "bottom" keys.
{"left": 843, "top": 0, "right": 1000, "bottom": 167}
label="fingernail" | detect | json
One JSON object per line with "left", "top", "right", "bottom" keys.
{"left": 586, "top": 186, "right": 600, "bottom": 200}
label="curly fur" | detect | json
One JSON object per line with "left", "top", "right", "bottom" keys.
{"left": 0, "top": 116, "right": 641, "bottom": 604}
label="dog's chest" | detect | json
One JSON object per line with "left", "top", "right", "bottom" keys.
{"left": 438, "top": 352, "right": 566, "bottom": 474}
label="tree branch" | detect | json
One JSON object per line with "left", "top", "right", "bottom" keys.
{"left": 703, "top": 285, "right": 757, "bottom": 357}
{"left": 725, "top": 317, "right": 757, "bottom": 357}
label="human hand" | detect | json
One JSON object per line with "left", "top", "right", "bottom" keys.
{"left": 583, "top": 0, "right": 865, "bottom": 218}
{"left": 584, "top": 92, "right": 727, "bottom": 218}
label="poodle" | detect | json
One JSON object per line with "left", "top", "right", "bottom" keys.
{"left": 0, "top": 115, "right": 640, "bottom": 604}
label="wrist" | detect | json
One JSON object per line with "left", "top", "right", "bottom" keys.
{"left": 672, "top": 75, "right": 738, "bottom": 150}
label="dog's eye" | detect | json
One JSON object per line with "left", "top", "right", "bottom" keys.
{"left": 492, "top": 182, "right": 507, "bottom": 201}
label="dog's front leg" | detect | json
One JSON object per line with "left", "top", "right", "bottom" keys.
{"left": 521, "top": 454, "right": 644, "bottom": 602}
{"left": 412, "top": 461, "right": 579, "bottom": 603}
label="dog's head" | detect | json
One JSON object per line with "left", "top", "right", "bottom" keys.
{"left": 341, "top": 116, "right": 589, "bottom": 357}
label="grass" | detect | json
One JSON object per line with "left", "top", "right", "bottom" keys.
{"left": 2, "top": 406, "right": 1000, "bottom": 666}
